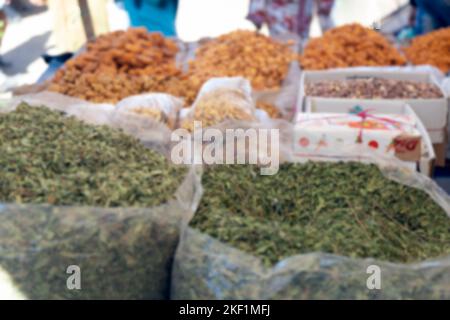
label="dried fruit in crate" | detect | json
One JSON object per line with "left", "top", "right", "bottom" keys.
{"left": 305, "top": 78, "right": 444, "bottom": 99}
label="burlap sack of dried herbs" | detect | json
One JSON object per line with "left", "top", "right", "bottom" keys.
{"left": 0, "top": 93, "right": 202, "bottom": 300}
{"left": 171, "top": 123, "right": 450, "bottom": 299}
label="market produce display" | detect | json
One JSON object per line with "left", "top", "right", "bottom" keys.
{"left": 46, "top": 28, "right": 296, "bottom": 120}
{"left": 0, "top": 103, "right": 193, "bottom": 299}
{"left": 299, "top": 24, "right": 407, "bottom": 70}
{"left": 4, "top": 14, "right": 450, "bottom": 301}
{"left": 191, "top": 162, "right": 450, "bottom": 266}
{"left": 305, "top": 78, "right": 444, "bottom": 99}
{"left": 48, "top": 28, "right": 189, "bottom": 104}
{"left": 186, "top": 30, "right": 297, "bottom": 100}
{"left": 404, "top": 27, "right": 450, "bottom": 74}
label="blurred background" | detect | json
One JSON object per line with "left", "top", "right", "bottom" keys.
{"left": 0, "top": 0, "right": 411, "bottom": 91}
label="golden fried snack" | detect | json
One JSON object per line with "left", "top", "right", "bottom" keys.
{"left": 186, "top": 30, "right": 297, "bottom": 100}
{"left": 299, "top": 24, "right": 407, "bottom": 70}
{"left": 404, "top": 27, "right": 450, "bottom": 74}
{"left": 49, "top": 72, "right": 194, "bottom": 104}
{"left": 49, "top": 28, "right": 187, "bottom": 103}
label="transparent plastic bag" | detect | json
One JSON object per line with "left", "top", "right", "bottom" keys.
{"left": 253, "top": 61, "right": 301, "bottom": 121}
{"left": 7, "top": 91, "right": 177, "bottom": 158}
{"left": 115, "top": 93, "right": 184, "bottom": 130}
{"left": 443, "top": 77, "right": 450, "bottom": 97}
{"left": 171, "top": 126, "right": 450, "bottom": 300}
{"left": 5, "top": 91, "right": 116, "bottom": 126}
{"left": 173, "top": 226, "right": 450, "bottom": 299}
{"left": 179, "top": 77, "right": 258, "bottom": 131}
{"left": 0, "top": 173, "right": 200, "bottom": 300}
{"left": 0, "top": 97, "right": 203, "bottom": 299}
{"left": 0, "top": 267, "right": 27, "bottom": 300}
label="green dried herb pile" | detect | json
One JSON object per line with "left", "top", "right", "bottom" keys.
{"left": 191, "top": 162, "right": 450, "bottom": 266}
{"left": 0, "top": 103, "right": 186, "bottom": 207}
{"left": 0, "top": 103, "right": 188, "bottom": 299}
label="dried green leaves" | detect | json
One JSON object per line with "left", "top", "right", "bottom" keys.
{"left": 192, "top": 162, "right": 450, "bottom": 266}
{"left": 0, "top": 103, "right": 190, "bottom": 299}
{"left": 0, "top": 103, "right": 186, "bottom": 207}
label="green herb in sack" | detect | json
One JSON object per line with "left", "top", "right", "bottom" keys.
{"left": 0, "top": 103, "right": 190, "bottom": 299}
{"left": 0, "top": 103, "right": 186, "bottom": 207}
{"left": 191, "top": 163, "right": 450, "bottom": 266}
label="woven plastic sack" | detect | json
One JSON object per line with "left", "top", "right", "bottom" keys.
{"left": 171, "top": 125, "right": 450, "bottom": 300}
{"left": 0, "top": 96, "right": 202, "bottom": 299}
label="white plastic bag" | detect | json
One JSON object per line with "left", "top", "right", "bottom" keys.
{"left": 115, "top": 93, "right": 184, "bottom": 130}
{"left": 5, "top": 91, "right": 116, "bottom": 126}
{"left": 253, "top": 61, "right": 302, "bottom": 120}
{"left": 179, "top": 77, "right": 258, "bottom": 131}
{"left": 0, "top": 267, "right": 27, "bottom": 300}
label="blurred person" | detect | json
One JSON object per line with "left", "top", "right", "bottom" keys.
{"left": 11, "top": 0, "right": 47, "bottom": 12}
{"left": 411, "top": 0, "right": 450, "bottom": 34}
{"left": 122, "top": 0, "right": 178, "bottom": 36}
{"left": 28, "top": 0, "right": 47, "bottom": 5}
{"left": 0, "top": 0, "right": 8, "bottom": 67}
{"left": 247, "top": 0, "right": 335, "bottom": 38}
{"left": 0, "top": 0, "right": 48, "bottom": 69}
